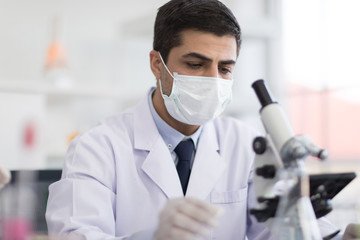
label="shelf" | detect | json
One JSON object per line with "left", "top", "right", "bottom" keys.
{"left": 0, "top": 80, "right": 123, "bottom": 98}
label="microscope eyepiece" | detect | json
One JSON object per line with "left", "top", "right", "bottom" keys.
{"left": 252, "top": 79, "right": 275, "bottom": 108}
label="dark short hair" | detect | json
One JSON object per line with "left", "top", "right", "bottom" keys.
{"left": 154, "top": 0, "right": 241, "bottom": 63}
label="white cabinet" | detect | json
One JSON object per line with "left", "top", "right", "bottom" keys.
{"left": 0, "top": 90, "right": 46, "bottom": 170}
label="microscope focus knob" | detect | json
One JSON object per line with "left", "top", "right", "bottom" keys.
{"left": 253, "top": 136, "right": 267, "bottom": 154}
{"left": 256, "top": 165, "right": 276, "bottom": 179}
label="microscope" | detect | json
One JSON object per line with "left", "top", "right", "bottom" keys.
{"left": 249, "top": 79, "right": 356, "bottom": 240}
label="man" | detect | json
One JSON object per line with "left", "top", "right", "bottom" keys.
{"left": 46, "top": 0, "right": 359, "bottom": 239}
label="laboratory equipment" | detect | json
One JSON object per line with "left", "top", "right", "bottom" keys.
{"left": 44, "top": 15, "right": 72, "bottom": 87}
{"left": 249, "top": 79, "right": 356, "bottom": 240}
{"left": 0, "top": 164, "right": 10, "bottom": 189}
{"left": 0, "top": 171, "right": 37, "bottom": 240}
{"left": 0, "top": 170, "right": 62, "bottom": 239}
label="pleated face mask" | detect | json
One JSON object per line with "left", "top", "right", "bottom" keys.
{"left": 158, "top": 53, "right": 233, "bottom": 125}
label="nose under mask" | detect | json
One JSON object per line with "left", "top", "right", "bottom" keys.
{"left": 158, "top": 53, "right": 233, "bottom": 125}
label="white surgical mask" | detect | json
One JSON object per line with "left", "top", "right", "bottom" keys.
{"left": 158, "top": 53, "right": 233, "bottom": 125}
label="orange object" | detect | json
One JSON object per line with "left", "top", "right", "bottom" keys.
{"left": 45, "top": 42, "right": 66, "bottom": 69}
{"left": 45, "top": 15, "right": 67, "bottom": 70}
{"left": 68, "top": 131, "right": 81, "bottom": 146}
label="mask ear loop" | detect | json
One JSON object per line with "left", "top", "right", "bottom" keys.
{"left": 158, "top": 52, "right": 175, "bottom": 97}
{"left": 158, "top": 52, "right": 175, "bottom": 79}
{"left": 158, "top": 75, "right": 166, "bottom": 96}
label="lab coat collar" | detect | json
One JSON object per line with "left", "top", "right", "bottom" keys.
{"left": 134, "top": 90, "right": 184, "bottom": 198}
{"left": 133, "top": 89, "right": 160, "bottom": 151}
{"left": 186, "top": 121, "right": 227, "bottom": 200}
{"left": 134, "top": 89, "right": 226, "bottom": 200}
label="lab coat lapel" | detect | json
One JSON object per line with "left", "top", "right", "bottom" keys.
{"left": 186, "top": 122, "right": 227, "bottom": 200}
{"left": 142, "top": 137, "right": 184, "bottom": 198}
{"left": 133, "top": 92, "right": 183, "bottom": 199}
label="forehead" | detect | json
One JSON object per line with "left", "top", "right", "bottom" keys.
{"left": 170, "top": 29, "right": 237, "bottom": 61}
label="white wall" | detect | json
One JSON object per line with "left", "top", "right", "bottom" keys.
{"left": 0, "top": 0, "right": 165, "bottom": 84}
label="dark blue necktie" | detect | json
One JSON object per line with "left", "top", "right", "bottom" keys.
{"left": 175, "top": 140, "right": 194, "bottom": 195}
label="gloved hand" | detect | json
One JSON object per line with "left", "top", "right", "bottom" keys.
{"left": 153, "top": 197, "right": 223, "bottom": 240}
{"left": 0, "top": 164, "right": 10, "bottom": 189}
{"left": 343, "top": 223, "right": 360, "bottom": 240}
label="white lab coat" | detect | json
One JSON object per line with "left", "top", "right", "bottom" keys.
{"left": 46, "top": 89, "right": 338, "bottom": 240}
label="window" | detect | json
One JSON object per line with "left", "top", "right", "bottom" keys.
{"left": 284, "top": 0, "right": 360, "bottom": 162}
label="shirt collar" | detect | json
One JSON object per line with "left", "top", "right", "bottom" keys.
{"left": 148, "top": 87, "right": 203, "bottom": 152}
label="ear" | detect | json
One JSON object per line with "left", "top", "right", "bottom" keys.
{"left": 150, "top": 50, "right": 162, "bottom": 80}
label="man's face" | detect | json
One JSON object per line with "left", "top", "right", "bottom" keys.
{"left": 160, "top": 29, "right": 237, "bottom": 96}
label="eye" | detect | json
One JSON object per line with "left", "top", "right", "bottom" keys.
{"left": 186, "top": 62, "right": 203, "bottom": 69}
{"left": 219, "top": 67, "right": 232, "bottom": 74}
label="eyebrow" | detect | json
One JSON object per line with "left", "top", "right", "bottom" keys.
{"left": 181, "top": 52, "right": 236, "bottom": 65}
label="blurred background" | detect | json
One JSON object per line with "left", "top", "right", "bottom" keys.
{"left": 0, "top": 0, "right": 359, "bottom": 235}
